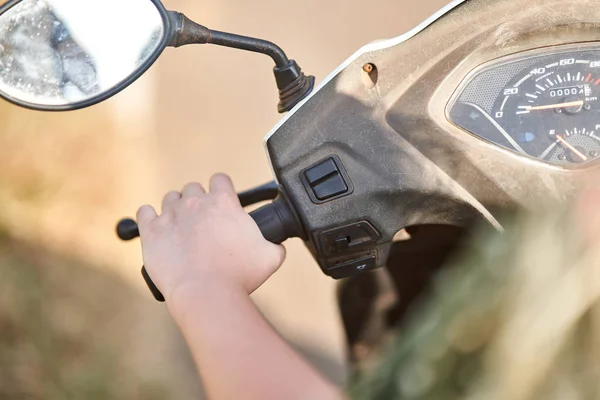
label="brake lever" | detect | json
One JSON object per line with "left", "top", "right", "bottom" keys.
{"left": 238, "top": 181, "right": 279, "bottom": 207}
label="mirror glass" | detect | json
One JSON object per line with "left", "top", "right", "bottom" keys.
{"left": 0, "top": 0, "right": 165, "bottom": 107}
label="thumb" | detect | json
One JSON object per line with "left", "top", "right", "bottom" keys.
{"left": 137, "top": 204, "right": 158, "bottom": 233}
{"left": 267, "top": 243, "right": 287, "bottom": 269}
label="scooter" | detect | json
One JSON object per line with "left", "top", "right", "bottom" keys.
{"left": 1, "top": 0, "right": 599, "bottom": 366}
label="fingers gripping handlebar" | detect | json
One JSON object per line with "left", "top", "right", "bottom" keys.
{"left": 116, "top": 187, "right": 303, "bottom": 302}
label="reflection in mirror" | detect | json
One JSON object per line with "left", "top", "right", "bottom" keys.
{"left": 0, "top": 0, "right": 164, "bottom": 107}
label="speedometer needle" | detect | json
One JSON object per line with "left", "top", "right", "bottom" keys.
{"left": 525, "top": 100, "right": 584, "bottom": 111}
{"left": 556, "top": 134, "right": 587, "bottom": 161}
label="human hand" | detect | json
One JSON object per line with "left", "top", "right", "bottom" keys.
{"left": 136, "top": 174, "right": 286, "bottom": 304}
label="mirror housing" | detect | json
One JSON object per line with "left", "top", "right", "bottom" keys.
{"left": 0, "top": 0, "right": 170, "bottom": 111}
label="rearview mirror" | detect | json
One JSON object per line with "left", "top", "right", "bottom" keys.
{"left": 0, "top": 0, "right": 169, "bottom": 110}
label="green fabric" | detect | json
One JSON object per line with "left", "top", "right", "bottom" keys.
{"left": 350, "top": 206, "right": 600, "bottom": 400}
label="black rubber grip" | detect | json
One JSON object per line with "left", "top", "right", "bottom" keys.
{"left": 117, "top": 218, "right": 139, "bottom": 241}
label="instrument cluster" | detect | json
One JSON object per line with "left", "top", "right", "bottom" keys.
{"left": 447, "top": 44, "right": 600, "bottom": 166}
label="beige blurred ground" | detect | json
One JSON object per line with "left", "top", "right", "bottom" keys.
{"left": 0, "top": 0, "right": 448, "bottom": 397}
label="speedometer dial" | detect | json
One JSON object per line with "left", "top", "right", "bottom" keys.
{"left": 447, "top": 44, "right": 600, "bottom": 167}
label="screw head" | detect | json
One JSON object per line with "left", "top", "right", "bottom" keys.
{"left": 362, "top": 63, "right": 375, "bottom": 73}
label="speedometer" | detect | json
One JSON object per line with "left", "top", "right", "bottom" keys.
{"left": 447, "top": 44, "right": 600, "bottom": 166}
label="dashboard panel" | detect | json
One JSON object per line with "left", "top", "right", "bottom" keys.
{"left": 266, "top": 0, "right": 600, "bottom": 279}
{"left": 447, "top": 44, "right": 600, "bottom": 167}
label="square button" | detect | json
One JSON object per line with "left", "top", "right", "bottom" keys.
{"left": 312, "top": 174, "right": 348, "bottom": 200}
{"left": 302, "top": 156, "right": 351, "bottom": 203}
{"left": 304, "top": 158, "right": 339, "bottom": 184}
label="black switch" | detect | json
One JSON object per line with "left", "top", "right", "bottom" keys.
{"left": 305, "top": 158, "right": 339, "bottom": 184}
{"left": 303, "top": 157, "right": 349, "bottom": 202}
{"left": 327, "top": 255, "right": 377, "bottom": 280}
{"left": 312, "top": 174, "right": 348, "bottom": 200}
{"left": 334, "top": 236, "right": 351, "bottom": 251}
{"left": 319, "top": 221, "right": 380, "bottom": 256}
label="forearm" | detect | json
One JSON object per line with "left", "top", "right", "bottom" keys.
{"left": 169, "top": 282, "right": 343, "bottom": 400}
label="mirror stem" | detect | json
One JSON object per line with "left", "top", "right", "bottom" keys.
{"left": 208, "top": 30, "right": 289, "bottom": 68}
{"left": 166, "top": 11, "right": 314, "bottom": 113}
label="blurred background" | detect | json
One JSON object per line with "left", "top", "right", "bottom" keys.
{"left": 0, "top": 0, "right": 448, "bottom": 397}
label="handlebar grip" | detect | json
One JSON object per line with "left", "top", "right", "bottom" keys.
{"left": 249, "top": 197, "right": 301, "bottom": 245}
{"left": 117, "top": 218, "right": 139, "bottom": 241}
{"left": 117, "top": 195, "right": 302, "bottom": 302}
